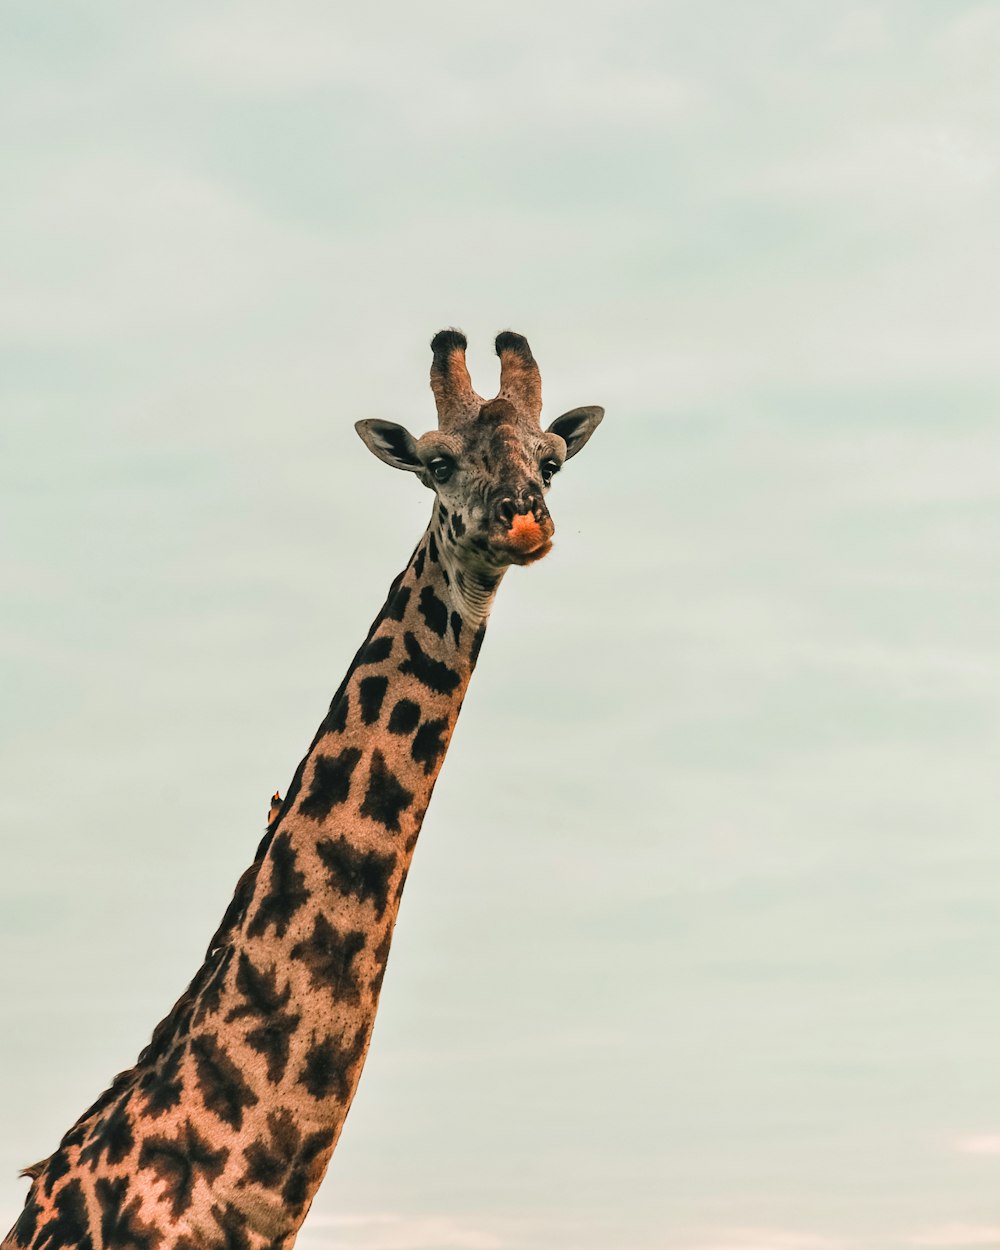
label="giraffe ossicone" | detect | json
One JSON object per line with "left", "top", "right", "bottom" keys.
{"left": 4, "top": 330, "right": 604, "bottom": 1250}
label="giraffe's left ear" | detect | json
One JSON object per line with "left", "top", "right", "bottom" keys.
{"left": 545, "top": 406, "right": 604, "bottom": 460}
{"left": 355, "top": 419, "right": 423, "bottom": 472}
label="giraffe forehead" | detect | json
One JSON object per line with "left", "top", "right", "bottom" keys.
{"left": 417, "top": 414, "right": 548, "bottom": 472}
{"left": 466, "top": 428, "right": 543, "bottom": 488}
{"left": 461, "top": 411, "right": 546, "bottom": 461}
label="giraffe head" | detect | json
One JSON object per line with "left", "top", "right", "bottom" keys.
{"left": 356, "top": 330, "right": 603, "bottom": 573}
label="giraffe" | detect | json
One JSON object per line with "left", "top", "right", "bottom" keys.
{"left": 3, "top": 329, "right": 603, "bottom": 1250}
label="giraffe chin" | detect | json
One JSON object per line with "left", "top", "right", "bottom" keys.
{"left": 505, "top": 537, "right": 553, "bottom": 566}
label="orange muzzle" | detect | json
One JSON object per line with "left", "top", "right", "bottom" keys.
{"left": 506, "top": 512, "right": 546, "bottom": 553}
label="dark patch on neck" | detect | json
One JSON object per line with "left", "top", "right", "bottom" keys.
{"left": 242, "top": 1108, "right": 299, "bottom": 1190}
{"left": 320, "top": 692, "right": 349, "bottom": 735}
{"left": 223, "top": 957, "right": 300, "bottom": 1084}
{"left": 78, "top": 1101, "right": 134, "bottom": 1168}
{"left": 299, "top": 748, "right": 363, "bottom": 822}
{"left": 411, "top": 717, "right": 449, "bottom": 776}
{"left": 138, "top": 1045, "right": 184, "bottom": 1119}
{"left": 138, "top": 1121, "right": 229, "bottom": 1220}
{"left": 360, "top": 749, "right": 415, "bottom": 832}
{"left": 176, "top": 1219, "right": 251, "bottom": 1250}
{"left": 245, "top": 1011, "right": 301, "bottom": 1086}
{"left": 95, "top": 1178, "right": 160, "bottom": 1250}
{"left": 190, "top": 1034, "right": 259, "bottom": 1131}
{"left": 226, "top": 952, "right": 291, "bottom": 1023}
{"left": 417, "top": 585, "right": 448, "bottom": 637}
{"left": 41, "top": 1146, "right": 71, "bottom": 1196}
{"left": 388, "top": 698, "right": 421, "bottom": 735}
{"left": 315, "top": 835, "right": 396, "bottom": 920}
{"left": 32, "top": 1178, "right": 94, "bottom": 1250}
{"left": 413, "top": 547, "right": 426, "bottom": 579}
{"left": 451, "top": 512, "right": 466, "bottom": 538}
{"left": 291, "top": 914, "right": 366, "bottom": 1005}
{"left": 298, "top": 1023, "right": 368, "bottom": 1102}
{"left": 428, "top": 531, "right": 439, "bottom": 563}
{"left": 194, "top": 946, "right": 234, "bottom": 1026}
{"left": 438, "top": 503, "right": 448, "bottom": 524}
{"left": 246, "top": 831, "right": 310, "bottom": 939}
{"left": 280, "top": 1129, "right": 330, "bottom": 1210}
{"left": 450, "top": 611, "right": 463, "bottom": 645}
{"left": 239, "top": 1110, "right": 329, "bottom": 1213}
{"left": 386, "top": 584, "right": 411, "bottom": 621}
{"left": 359, "top": 635, "right": 393, "bottom": 665}
{"left": 358, "top": 674, "right": 389, "bottom": 724}
{"left": 399, "top": 631, "right": 460, "bottom": 695}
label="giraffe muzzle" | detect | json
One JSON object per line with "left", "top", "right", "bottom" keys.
{"left": 490, "top": 506, "right": 555, "bottom": 565}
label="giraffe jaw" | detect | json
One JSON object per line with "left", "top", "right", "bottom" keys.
{"left": 503, "top": 537, "right": 553, "bottom": 565}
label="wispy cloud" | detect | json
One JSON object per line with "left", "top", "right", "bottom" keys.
{"left": 668, "top": 1231, "right": 847, "bottom": 1250}
{"left": 956, "top": 1134, "right": 1000, "bottom": 1156}
{"left": 0, "top": 152, "right": 332, "bottom": 344}
{"left": 296, "top": 1212, "right": 503, "bottom": 1250}
{"left": 906, "top": 1226, "right": 1000, "bottom": 1249}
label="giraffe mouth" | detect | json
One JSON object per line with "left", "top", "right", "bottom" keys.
{"left": 489, "top": 513, "right": 554, "bottom": 565}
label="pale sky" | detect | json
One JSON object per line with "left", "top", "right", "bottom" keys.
{"left": 2, "top": 4, "right": 1000, "bottom": 1249}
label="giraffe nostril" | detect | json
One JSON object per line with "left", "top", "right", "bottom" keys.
{"left": 495, "top": 499, "right": 517, "bottom": 527}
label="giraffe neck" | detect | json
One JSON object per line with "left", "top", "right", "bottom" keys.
{"left": 5, "top": 519, "right": 503, "bottom": 1250}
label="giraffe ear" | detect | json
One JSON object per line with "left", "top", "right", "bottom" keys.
{"left": 355, "top": 419, "right": 423, "bottom": 472}
{"left": 545, "top": 406, "right": 604, "bottom": 460}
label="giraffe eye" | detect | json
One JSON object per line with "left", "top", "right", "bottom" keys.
{"left": 429, "top": 457, "right": 455, "bottom": 484}
{"left": 540, "top": 458, "right": 561, "bottom": 486}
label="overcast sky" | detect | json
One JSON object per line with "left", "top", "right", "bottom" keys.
{"left": 2, "top": 3, "right": 1000, "bottom": 1249}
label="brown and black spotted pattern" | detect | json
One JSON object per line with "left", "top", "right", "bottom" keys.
{"left": 5, "top": 535, "right": 485, "bottom": 1250}
{"left": 4, "top": 329, "right": 603, "bottom": 1250}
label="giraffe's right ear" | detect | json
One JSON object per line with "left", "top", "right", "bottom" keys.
{"left": 545, "top": 406, "right": 604, "bottom": 461}
{"left": 355, "top": 420, "right": 423, "bottom": 472}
